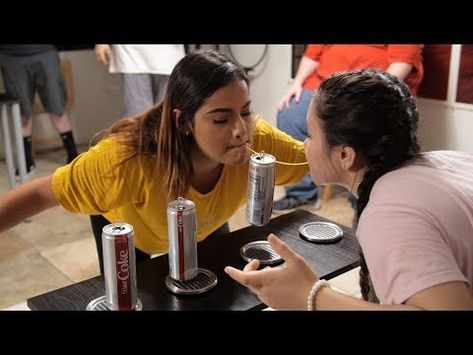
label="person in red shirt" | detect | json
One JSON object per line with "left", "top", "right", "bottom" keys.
{"left": 273, "top": 44, "right": 424, "bottom": 211}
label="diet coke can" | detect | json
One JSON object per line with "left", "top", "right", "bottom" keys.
{"left": 167, "top": 197, "right": 198, "bottom": 281}
{"left": 102, "top": 222, "right": 137, "bottom": 310}
{"left": 246, "top": 152, "right": 276, "bottom": 226}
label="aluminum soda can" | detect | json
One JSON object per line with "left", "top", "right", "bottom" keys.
{"left": 246, "top": 152, "right": 276, "bottom": 226}
{"left": 102, "top": 222, "right": 137, "bottom": 310}
{"left": 167, "top": 197, "right": 198, "bottom": 281}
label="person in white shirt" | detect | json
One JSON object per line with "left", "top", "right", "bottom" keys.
{"left": 95, "top": 44, "right": 185, "bottom": 116}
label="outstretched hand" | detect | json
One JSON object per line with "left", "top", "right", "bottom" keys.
{"left": 225, "top": 234, "right": 318, "bottom": 309}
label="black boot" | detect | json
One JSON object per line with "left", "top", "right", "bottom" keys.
{"left": 15, "top": 136, "right": 36, "bottom": 178}
{"left": 60, "top": 130, "right": 78, "bottom": 164}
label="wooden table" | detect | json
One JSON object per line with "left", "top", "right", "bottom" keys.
{"left": 27, "top": 210, "right": 360, "bottom": 310}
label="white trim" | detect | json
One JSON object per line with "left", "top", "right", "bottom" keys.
{"left": 447, "top": 44, "right": 462, "bottom": 105}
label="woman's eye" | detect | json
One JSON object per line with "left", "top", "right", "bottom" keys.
{"left": 213, "top": 119, "right": 228, "bottom": 124}
{"left": 241, "top": 111, "right": 252, "bottom": 117}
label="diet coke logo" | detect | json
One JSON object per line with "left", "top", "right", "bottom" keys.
{"left": 117, "top": 249, "right": 129, "bottom": 294}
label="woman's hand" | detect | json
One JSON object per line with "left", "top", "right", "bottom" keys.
{"left": 224, "top": 233, "right": 318, "bottom": 309}
{"left": 277, "top": 81, "right": 303, "bottom": 112}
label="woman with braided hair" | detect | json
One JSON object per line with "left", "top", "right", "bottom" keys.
{"left": 226, "top": 69, "right": 473, "bottom": 310}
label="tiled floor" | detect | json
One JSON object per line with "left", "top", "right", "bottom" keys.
{"left": 0, "top": 147, "right": 359, "bottom": 309}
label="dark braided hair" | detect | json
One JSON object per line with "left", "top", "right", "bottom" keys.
{"left": 314, "top": 69, "right": 421, "bottom": 301}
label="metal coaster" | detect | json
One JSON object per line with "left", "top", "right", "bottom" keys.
{"left": 240, "top": 240, "right": 283, "bottom": 265}
{"left": 86, "top": 295, "right": 143, "bottom": 311}
{"left": 299, "top": 222, "right": 344, "bottom": 243}
{"left": 165, "top": 267, "right": 217, "bottom": 295}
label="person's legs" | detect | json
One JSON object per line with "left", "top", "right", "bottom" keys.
{"left": 274, "top": 89, "right": 318, "bottom": 210}
{"left": 19, "top": 115, "right": 35, "bottom": 173}
{"left": 122, "top": 73, "right": 154, "bottom": 116}
{"left": 135, "top": 248, "right": 151, "bottom": 263}
{"left": 0, "top": 54, "right": 38, "bottom": 173}
{"left": 50, "top": 113, "right": 78, "bottom": 163}
{"left": 206, "top": 222, "right": 230, "bottom": 239}
{"left": 151, "top": 74, "right": 170, "bottom": 104}
{"left": 90, "top": 215, "right": 109, "bottom": 275}
{"left": 277, "top": 89, "right": 313, "bottom": 142}
{"left": 36, "top": 51, "right": 78, "bottom": 163}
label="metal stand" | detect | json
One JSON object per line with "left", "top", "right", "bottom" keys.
{"left": 0, "top": 96, "right": 28, "bottom": 188}
{"left": 165, "top": 268, "right": 217, "bottom": 295}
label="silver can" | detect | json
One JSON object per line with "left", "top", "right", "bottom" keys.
{"left": 102, "top": 222, "right": 137, "bottom": 310}
{"left": 167, "top": 197, "right": 198, "bottom": 281}
{"left": 246, "top": 152, "right": 276, "bottom": 226}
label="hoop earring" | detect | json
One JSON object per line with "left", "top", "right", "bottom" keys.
{"left": 185, "top": 131, "right": 191, "bottom": 137}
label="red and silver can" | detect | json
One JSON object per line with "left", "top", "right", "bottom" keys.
{"left": 102, "top": 222, "right": 137, "bottom": 311}
{"left": 246, "top": 152, "right": 276, "bottom": 226}
{"left": 167, "top": 197, "right": 198, "bottom": 281}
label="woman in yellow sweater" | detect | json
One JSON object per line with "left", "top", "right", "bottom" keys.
{"left": 0, "top": 50, "right": 308, "bottom": 273}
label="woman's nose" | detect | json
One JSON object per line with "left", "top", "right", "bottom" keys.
{"left": 233, "top": 116, "right": 247, "bottom": 139}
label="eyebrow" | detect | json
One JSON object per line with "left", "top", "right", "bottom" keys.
{"left": 205, "top": 100, "right": 251, "bottom": 115}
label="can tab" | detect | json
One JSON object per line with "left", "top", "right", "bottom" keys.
{"left": 112, "top": 225, "right": 126, "bottom": 233}
{"left": 177, "top": 196, "right": 186, "bottom": 210}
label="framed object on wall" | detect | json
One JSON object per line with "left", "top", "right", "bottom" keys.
{"left": 456, "top": 45, "right": 473, "bottom": 104}
{"left": 417, "top": 45, "right": 451, "bottom": 101}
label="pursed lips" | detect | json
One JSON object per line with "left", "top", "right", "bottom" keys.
{"left": 227, "top": 142, "right": 247, "bottom": 150}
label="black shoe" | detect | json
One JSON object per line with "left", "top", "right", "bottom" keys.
{"left": 15, "top": 162, "right": 36, "bottom": 181}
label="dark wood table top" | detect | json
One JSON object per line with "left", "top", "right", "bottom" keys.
{"left": 27, "top": 210, "right": 360, "bottom": 311}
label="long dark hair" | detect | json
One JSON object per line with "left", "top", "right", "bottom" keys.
{"left": 101, "top": 50, "right": 248, "bottom": 200}
{"left": 314, "top": 69, "right": 421, "bottom": 301}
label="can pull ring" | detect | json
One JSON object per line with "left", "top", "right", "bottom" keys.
{"left": 247, "top": 146, "right": 308, "bottom": 166}
{"left": 112, "top": 225, "right": 126, "bottom": 233}
{"left": 177, "top": 197, "right": 186, "bottom": 210}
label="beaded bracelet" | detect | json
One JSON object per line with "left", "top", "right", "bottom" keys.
{"left": 307, "top": 279, "right": 331, "bottom": 311}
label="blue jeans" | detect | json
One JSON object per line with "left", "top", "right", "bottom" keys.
{"left": 277, "top": 89, "right": 317, "bottom": 200}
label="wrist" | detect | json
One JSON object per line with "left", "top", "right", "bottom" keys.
{"left": 307, "top": 279, "right": 331, "bottom": 311}
{"left": 292, "top": 78, "right": 304, "bottom": 86}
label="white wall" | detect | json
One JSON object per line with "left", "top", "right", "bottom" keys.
{"left": 3, "top": 45, "right": 473, "bottom": 157}
{"left": 417, "top": 99, "right": 473, "bottom": 153}
{"left": 224, "top": 45, "right": 292, "bottom": 125}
